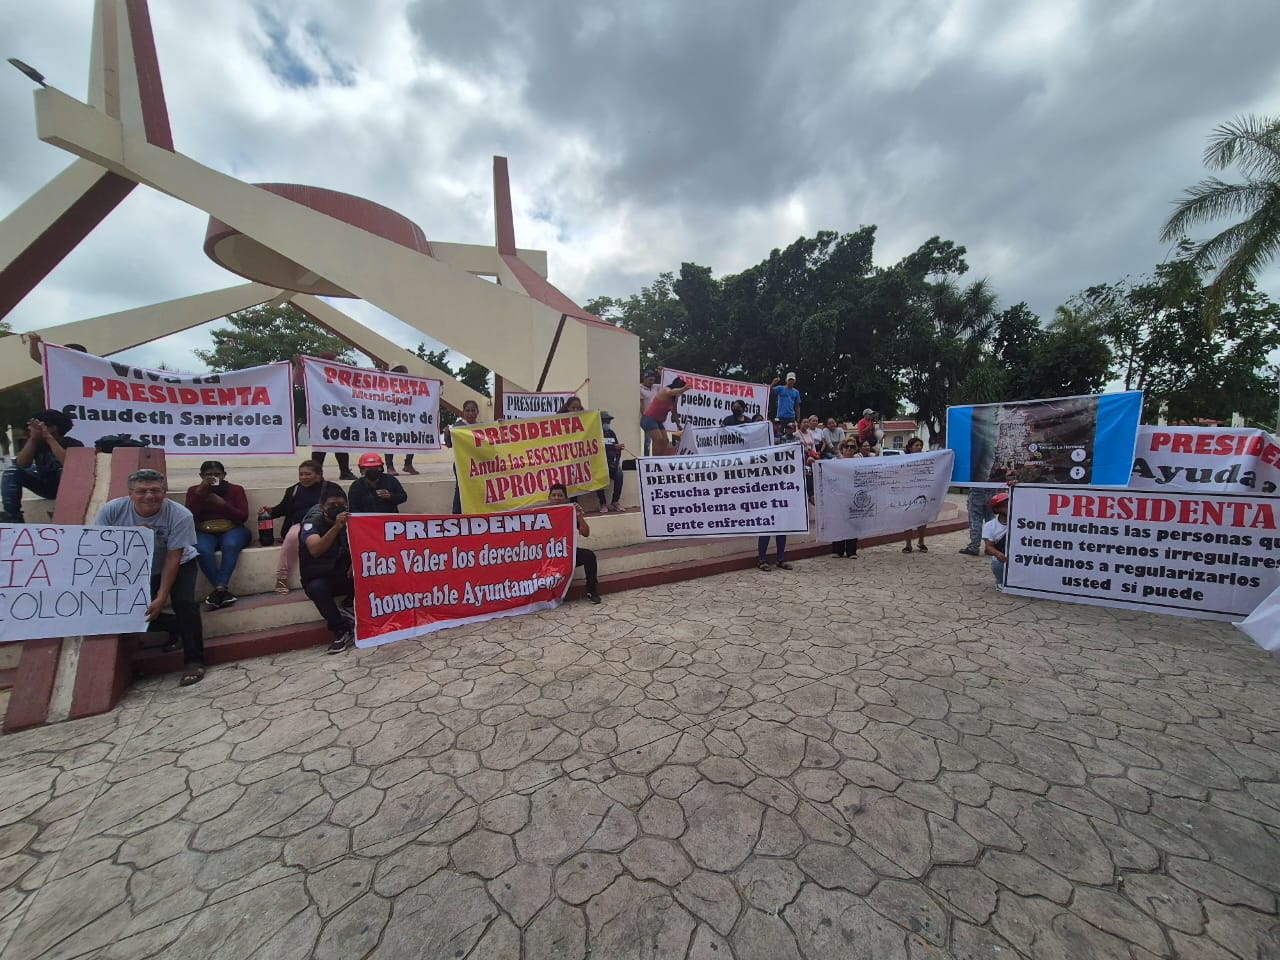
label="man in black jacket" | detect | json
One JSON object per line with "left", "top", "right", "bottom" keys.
{"left": 348, "top": 452, "right": 408, "bottom": 514}
{"left": 300, "top": 489, "right": 356, "bottom": 653}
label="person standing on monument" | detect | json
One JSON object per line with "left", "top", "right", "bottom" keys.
{"left": 348, "top": 452, "right": 409, "bottom": 514}
{"left": 983, "top": 491, "right": 1011, "bottom": 587}
{"left": 641, "top": 377, "right": 690, "bottom": 457}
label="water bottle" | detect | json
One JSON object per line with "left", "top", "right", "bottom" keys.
{"left": 258, "top": 507, "right": 275, "bottom": 547}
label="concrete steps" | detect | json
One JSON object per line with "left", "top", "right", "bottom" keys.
{"left": 133, "top": 499, "right": 968, "bottom": 677}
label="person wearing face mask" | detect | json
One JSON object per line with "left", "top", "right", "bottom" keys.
{"left": 348, "top": 452, "right": 409, "bottom": 514}
{"left": 722, "top": 399, "right": 750, "bottom": 426}
{"left": 300, "top": 489, "right": 356, "bottom": 654}
{"left": 185, "top": 460, "right": 250, "bottom": 609}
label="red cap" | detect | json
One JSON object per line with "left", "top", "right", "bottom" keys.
{"left": 990, "top": 492, "right": 1010, "bottom": 506}
{"left": 358, "top": 452, "right": 383, "bottom": 468}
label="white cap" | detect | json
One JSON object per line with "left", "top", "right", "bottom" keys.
{"left": 786, "top": 371, "right": 797, "bottom": 381}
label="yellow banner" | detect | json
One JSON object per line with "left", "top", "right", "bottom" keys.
{"left": 452, "top": 412, "right": 608, "bottom": 513}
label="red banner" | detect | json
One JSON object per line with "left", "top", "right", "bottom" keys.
{"left": 347, "top": 507, "right": 577, "bottom": 647}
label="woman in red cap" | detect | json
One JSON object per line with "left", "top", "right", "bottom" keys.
{"left": 983, "top": 491, "right": 1011, "bottom": 586}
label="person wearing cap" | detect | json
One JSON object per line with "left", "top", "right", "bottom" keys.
{"left": 595, "top": 411, "right": 626, "bottom": 512}
{"left": 770, "top": 373, "right": 801, "bottom": 423}
{"left": 983, "top": 492, "right": 1011, "bottom": 587}
{"left": 95, "top": 468, "right": 205, "bottom": 686}
{"left": 347, "top": 452, "right": 408, "bottom": 514}
{"left": 855, "top": 409, "right": 878, "bottom": 446}
{"left": 1, "top": 408, "right": 84, "bottom": 522}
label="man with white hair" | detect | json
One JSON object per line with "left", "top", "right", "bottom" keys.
{"left": 770, "top": 372, "right": 801, "bottom": 423}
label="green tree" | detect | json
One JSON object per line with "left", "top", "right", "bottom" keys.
{"left": 1161, "top": 114, "right": 1280, "bottom": 329}
{"left": 1083, "top": 259, "right": 1280, "bottom": 423}
{"left": 193, "top": 304, "right": 354, "bottom": 370}
{"left": 898, "top": 259, "right": 999, "bottom": 443}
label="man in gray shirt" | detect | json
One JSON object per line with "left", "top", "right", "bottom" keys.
{"left": 96, "top": 468, "right": 205, "bottom": 686}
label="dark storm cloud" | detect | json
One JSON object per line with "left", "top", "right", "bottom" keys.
{"left": 407, "top": 0, "right": 1280, "bottom": 316}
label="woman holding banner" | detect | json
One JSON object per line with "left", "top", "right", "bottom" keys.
{"left": 901, "top": 437, "right": 930, "bottom": 554}
{"left": 186, "top": 461, "right": 251, "bottom": 608}
{"left": 831, "top": 438, "right": 860, "bottom": 558}
{"left": 264, "top": 461, "right": 345, "bottom": 594}
{"left": 641, "top": 377, "right": 690, "bottom": 457}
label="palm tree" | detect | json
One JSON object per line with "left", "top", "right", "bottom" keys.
{"left": 1161, "top": 114, "right": 1280, "bottom": 329}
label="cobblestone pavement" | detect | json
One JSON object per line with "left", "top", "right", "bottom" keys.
{"left": 3, "top": 528, "right": 1280, "bottom": 959}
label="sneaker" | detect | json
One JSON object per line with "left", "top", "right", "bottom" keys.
{"left": 339, "top": 471, "right": 357, "bottom": 481}
{"left": 586, "top": 591, "right": 602, "bottom": 604}
{"left": 0, "top": 511, "right": 23, "bottom": 524}
{"left": 609, "top": 503, "right": 622, "bottom": 513}
{"left": 203, "top": 591, "right": 224, "bottom": 609}
{"left": 218, "top": 590, "right": 238, "bottom": 607}
{"left": 385, "top": 466, "right": 399, "bottom": 476}
{"left": 958, "top": 546, "right": 980, "bottom": 556}
{"left": 327, "top": 631, "right": 351, "bottom": 654}
{"left": 403, "top": 465, "right": 419, "bottom": 475}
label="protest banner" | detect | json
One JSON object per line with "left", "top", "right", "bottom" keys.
{"left": 346, "top": 507, "right": 576, "bottom": 646}
{"left": 44, "top": 345, "right": 295, "bottom": 455}
{"left": 1236, "top": 584, "right": 1280, "bottom": 653}
{"left": 947, "top": 391, "right": 1142, "bottom": 488}
{"left": 0, "top": 524, "right": 153, "bottom": 642}
{"left": 450, "top": 412, "right": 608, "bottom": 513}
{"left": 303, "top": 357, "right": 442, "bottom": 453}
{"left": 502, "top": 391, "right": 578, "bottom": 420}
{"left": 1130, "top": 426, "right": 1280, "bottom": 496}
{"left": 1003, "top": 485, "right": 1280, "bottom": 620}
{"left": 658, "top": 367, "right": 769, "bottom": 430}
{"left": 637, "top": 444, "right": 809, "bottom": 539}
{"left": 676, "top": 421, "right": 773, "bottom": 455}
{"left": 813, "top": 449, "right": 955, "bottom": 541}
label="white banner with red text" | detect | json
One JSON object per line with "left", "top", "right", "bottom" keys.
{"left": 43, "top": 345, "right": 294, "bottom": 455}
{"left": 1129, "top": 426, "right": 1280, "bottom": 496}
{"left": 303, "top": 357, "right": 442, "bottom": 453}
{"left": 347, "top": 508, "right": 577, "bottom": 647}
{"left": 501, "top": 391, "right": 578, "bottom": 420}
{"left": 637, "top": 444, "right": 809, "bottom": 539}
{"left": 1003, "top": 485, "right": 1280, "bottom": 621}
{"left": 658, "top": 367, "right": 769, "bottom": 430}
{"left": 0, "top": 524, "right": 153, "bottom": 642}
{"left": 813, "top": 450, "right": 955, "bottom": 541}
{"left": 676, "top": 421, "right": 773, "bottom": 455}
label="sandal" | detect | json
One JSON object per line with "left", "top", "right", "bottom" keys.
{"left": 275, "top": 577, "right": 290, "bottom": 594}
{"left": 902, "top": 545, "right": 913, "bottom": 553}
{"left": 917, "top": 543, "right": 928, "bottom": 552}
{"left": 757, "top": 561, "right": 772, "bottom": 571}
{"left": 776, "top": 561, "right": 793, "bottom": 570}
{"left": 179, "top": 664, "right": 205, "bottom": 687}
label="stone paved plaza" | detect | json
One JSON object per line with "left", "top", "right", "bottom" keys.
{"left": 2, "top": 527, "right": 1279, "bottom": 959}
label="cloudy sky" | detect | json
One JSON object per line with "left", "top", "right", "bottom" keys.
{"left": 2, "top": 0, "right": 1278, "bottom": 373}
